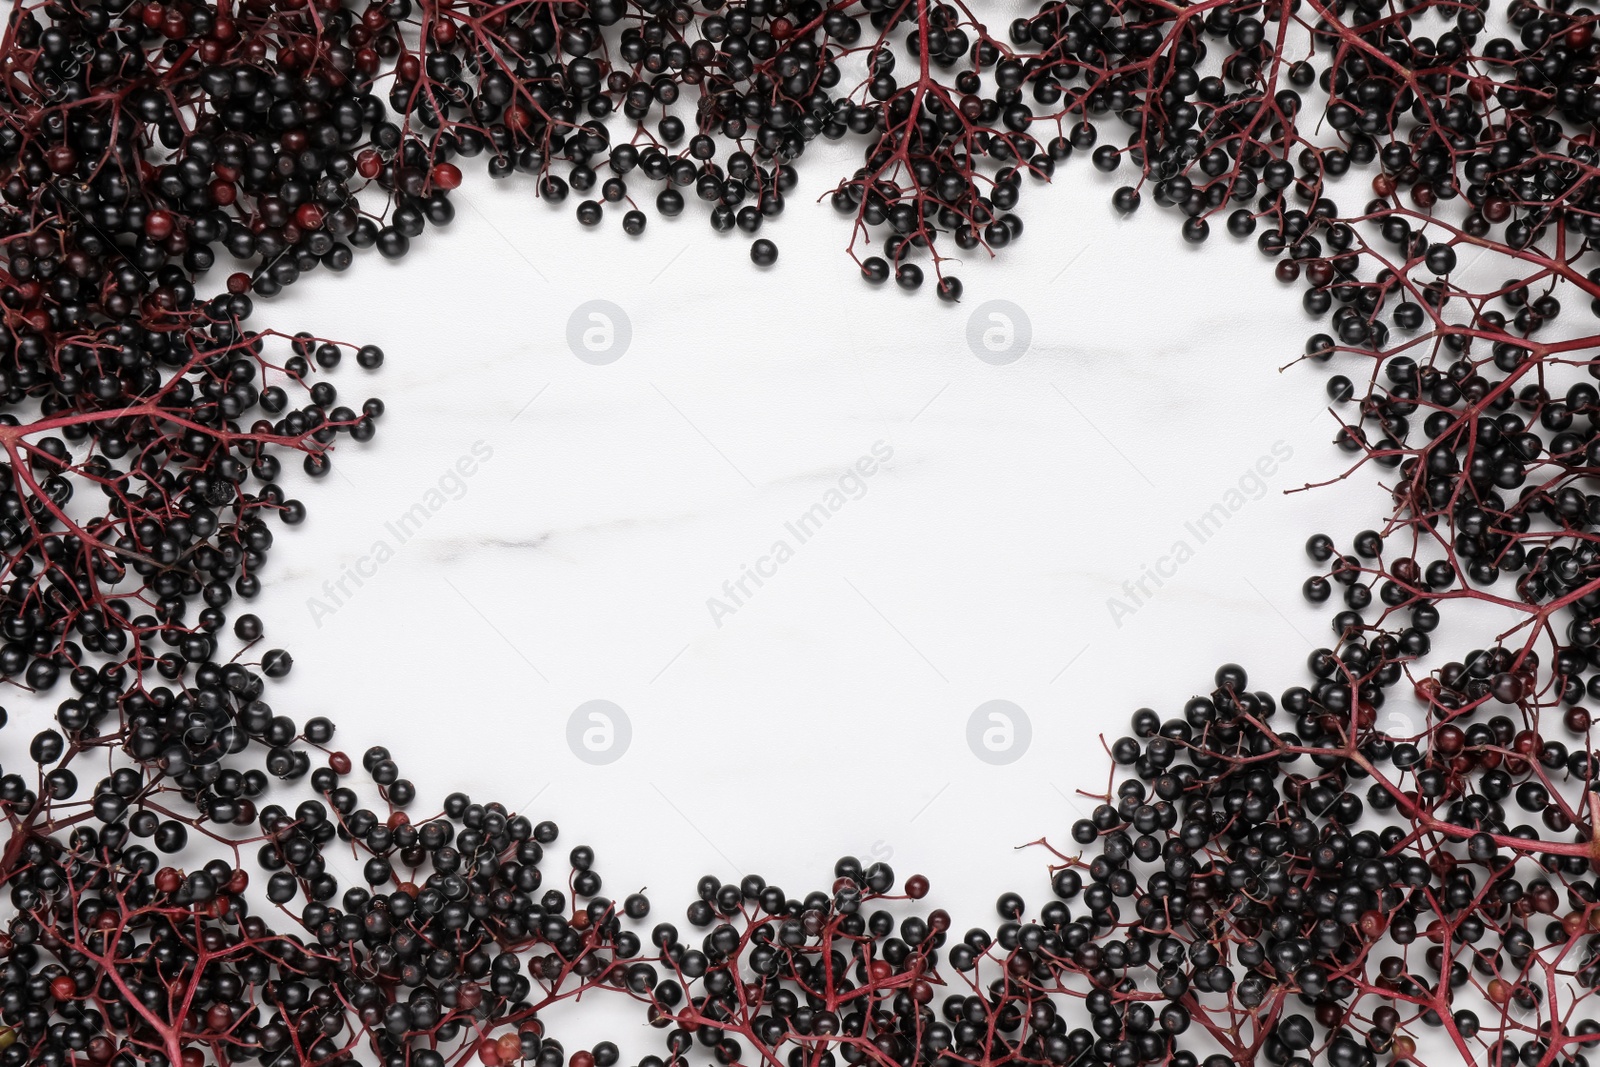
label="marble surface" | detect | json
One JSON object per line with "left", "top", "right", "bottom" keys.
{"left": 230, "top": 146, "right": 1375, "bottom": 939}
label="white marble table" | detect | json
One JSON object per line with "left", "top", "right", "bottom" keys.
{"left": 232, "top": 146, "right": 1369, "bottom": 927}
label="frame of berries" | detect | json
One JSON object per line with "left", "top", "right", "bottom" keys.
{"left": 5, "top": 2, "right": 1600, "bottom": 1067}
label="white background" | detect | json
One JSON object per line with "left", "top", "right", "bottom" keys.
{"left": 0, "top": 4, "right": 1563, "bottom": 1060}
{"left": 240, "top": 143, "right": 1376, "bottom": 924}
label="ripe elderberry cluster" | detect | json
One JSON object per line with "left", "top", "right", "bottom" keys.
{"left": 8, "top": 1, "right": 1600, "bottom": 1067}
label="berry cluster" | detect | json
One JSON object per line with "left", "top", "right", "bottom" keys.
{"left": 7, "top": 1, "right": 1600, "bottom": 1067}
